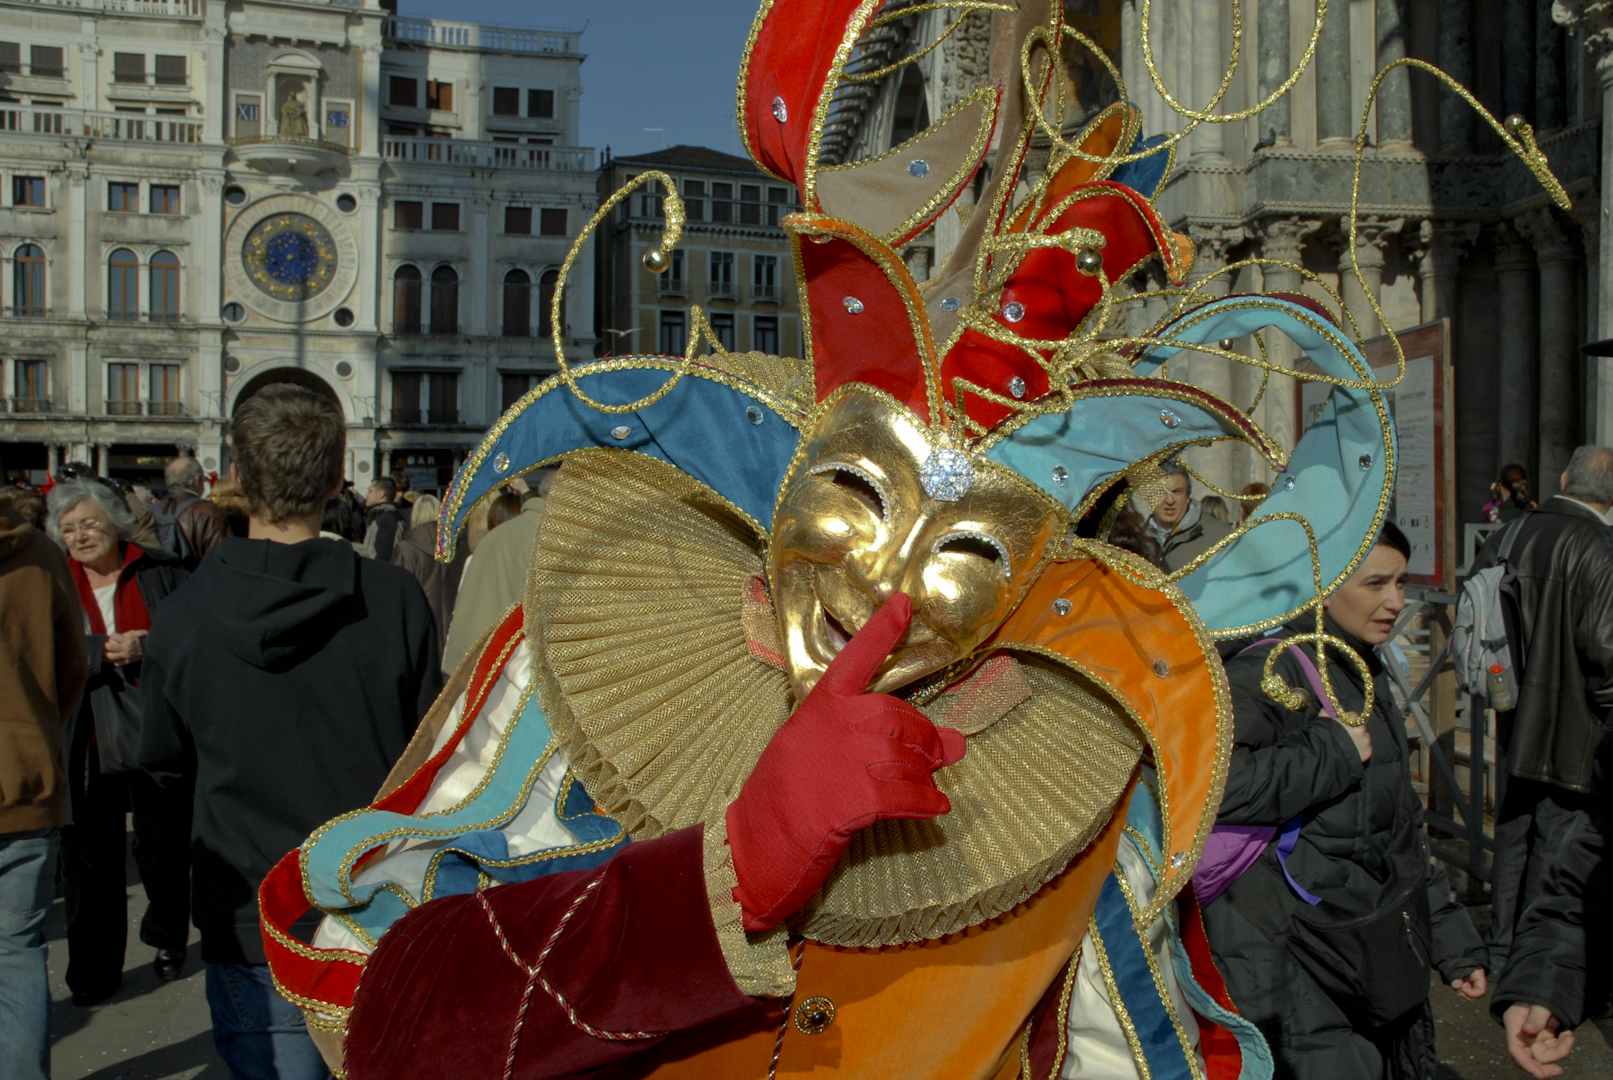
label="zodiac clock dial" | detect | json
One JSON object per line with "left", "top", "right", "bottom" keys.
{"left": 242, "top": 213, "right": 338, "bottom": 301}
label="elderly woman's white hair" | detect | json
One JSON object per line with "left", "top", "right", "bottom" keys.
{"left": 46, "top": 478, "right": 138, "bottom": 547}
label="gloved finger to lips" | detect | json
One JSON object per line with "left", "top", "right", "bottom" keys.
{"left": 816, "top": 593, "right": 913, "bottom": 696}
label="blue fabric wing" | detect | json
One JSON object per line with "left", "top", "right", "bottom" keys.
{"left": 1132, "top": 297, "right": 1397, "bottom": 635}
{"left": 439, "top": 361, "right": 802, "bottom": 557}
{"left": 985, "top": 380, "right": 1278, "bottom": 517}
{"left": 1109, "top": 130, "right": 1171, "bottom": 201}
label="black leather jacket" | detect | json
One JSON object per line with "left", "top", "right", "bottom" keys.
{"left": 1476, "top": 496, "right": 1613, "bottom": 793}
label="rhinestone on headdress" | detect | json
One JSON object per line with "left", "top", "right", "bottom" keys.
{"left": 1051, "top": 464, "right": 1068, "bottom": 487}
{"left": 1053, "top": 598, "right": 1072, "bottom": 616}
{"left": 1002, "top": 300, "right": 1026, "bottom": 323}
{"left": 1153, "top": 658, "right": 1170, "bottom": 677}
{"left": 1160, "top": 409, "right": 1181, "bottom": 428}
{"left": 1009, "top": 376, "right": 1026, "bottom": 399}
{"left": 772, "top": 97, "right": 787, "bottom": 122}
{"left": 611, "top": 425, "right": 632, "bottom": 440}
{"left": 842, "top": 296, "right": 865, "bottom": 314}
{"left": 1283, "top": 475, "right": 1297, "bottom": 491}
{"left": 907, "top": 159, "right": 930, "bottom": 178}
{"left": 1169, "top": 851, "right": 1189, "bottom": 871}
{"left": 746, "top": 405, "right": 764, "bottom": 425}
{"left": 1358, "top": 453, "right": 1372, "bottom": 470}
{"left": 919, "top": 448, "right": 974, "bottom": 501}
{"left": 493, "top": 452, "right": 510, "bottom": 473}
{"left": 939, "top": 296, "right": 960, "bottom": 312}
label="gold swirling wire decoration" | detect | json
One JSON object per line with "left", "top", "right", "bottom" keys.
{"left": 841, "top": 1, "right": 1018, "bottom": 84}
{"left": 549, "top": 170, "right": 687, "bottom": 415}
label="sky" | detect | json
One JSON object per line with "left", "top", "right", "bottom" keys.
{"left": 403, "top": 0, "right": 764, "bottom": 159}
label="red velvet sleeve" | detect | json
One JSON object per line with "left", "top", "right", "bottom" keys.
{"left": 344, "top": 825, "right": 765, "bottom": 1080}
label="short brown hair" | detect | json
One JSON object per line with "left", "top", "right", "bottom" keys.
{"left": 230, "top": 384, "right": 345, "bottom": 524}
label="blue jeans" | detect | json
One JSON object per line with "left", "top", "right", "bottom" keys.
{"left": 0, "top": 828, "right": 60, "bottom": 1080}
{"left": 205, "top": 963, "right": 332, "bottom": 1080}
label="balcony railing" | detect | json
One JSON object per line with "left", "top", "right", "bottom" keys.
{"left": 658, "top": 276, "right": 687, "bottom": 297}
{"left": 390, "top": 408, "right": 460, "bottom": 426}
{"left": 103, "top": 400, "right": 185, "bottom": 416}
{"left": 0, "top": 105, "right": 202, "bottom": 144}
{"left": 384, "top": 17, "right": 579, "bottom": 54}
{"left": 5, "top": 397, "right": 50, "bottom": 413}
{"left": 752, "top": 283, "right": 778, "bottom": 301}
{"left": 382, "top": 136, "right": 592, "bottom": 171}
{"left": 9, "top": 0, "right": 201, "bottom": 16}
{"left": 113, "top": 71, "right": 189, "bottom": 87}
{"left": 708, "top": 280, "right": 736, "bottom": 299}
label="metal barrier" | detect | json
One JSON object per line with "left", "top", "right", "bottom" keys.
{"left": 1382, "top": 521, "right": 1502, "bottom": 895}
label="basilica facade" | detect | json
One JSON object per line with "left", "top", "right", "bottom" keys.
{"left": 819, "top": 0, "right": 1608, "bottom": 525}
{"left": 0, "top": 0, "right": 595, "bottom": 494}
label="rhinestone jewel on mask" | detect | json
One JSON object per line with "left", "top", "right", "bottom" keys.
{"left": 920, "top": 447, "right": 974, "bottom": 501}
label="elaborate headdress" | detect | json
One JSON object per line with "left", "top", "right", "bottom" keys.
{"left": 265, "top": 0, "right": 1571, "bottom": 1020}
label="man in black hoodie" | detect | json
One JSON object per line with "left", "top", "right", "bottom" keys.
{"left": 140, "top": 384, "right": 442, "bottom": 1080}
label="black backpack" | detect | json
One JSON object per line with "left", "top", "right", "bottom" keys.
{"left": 152, "top": 494, "right": 202, "bottom": 565}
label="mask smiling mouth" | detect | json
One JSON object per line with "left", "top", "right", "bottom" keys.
{"left": 822, "top": 606, "right": 854, "bottom": 654}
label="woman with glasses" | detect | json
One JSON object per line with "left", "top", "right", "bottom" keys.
{"left": 46, "top": 478, "right": 192, "bottom": 1005}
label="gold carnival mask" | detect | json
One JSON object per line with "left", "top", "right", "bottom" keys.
{"left": 769, "top": 391, "right": 1064, "bottom": 699}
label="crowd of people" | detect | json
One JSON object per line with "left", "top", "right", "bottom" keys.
{"left": 0, "top": 390, "right": 1608, "bottom": 1080}
{"left": 0, "top": 386, "right": 550, "bottom": 1080}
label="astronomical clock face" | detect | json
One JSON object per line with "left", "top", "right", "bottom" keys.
{"left": 223, "top": 193, "right": 360, "bottom": 323}
{"left": 244, "top": 213, "right": 338, "bottom": 302}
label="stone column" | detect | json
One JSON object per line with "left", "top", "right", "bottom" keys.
{"left": 1503, "top": 0, "right": 1537, "bottom": 121}
{"left": 357, "top": 187, "right": 380, "bottom": 332}
{"left": 1493, "top": 226, "right": 1540, "bottom": 480}
{"left": 1257, "top": 216, "right": 1323, "bottom": 468}
{"left": 1537, "top": 5, "right": 1567, "bottom": 132}
{"left": 1416, "top": 219, "right": 1479, "bottom": 323}
{"left": 1439, "top": 0, "right": 1473, "bottom": 152}
{"left": 1257, "top": 0, "right": 1291, "bottom": 144}
{"left": 1184, "top": 224, "right": 1244, "bottom": 496}
{"left": 78, "top": 43, "right": 98, "bottom": 112}
{"left": 470, "top": 194, "right": 491, "bottom": 336}
{"left": 1518, "top": 209, "right": 1583, "bottom": 496}
{"left": 1375, "top": 0, "right": 1413, "bottom": 149}
{"left": 202, "top": 20, "right": 226, "bottom": 144}
{"left": 66, "top": 164, "right": 86, "bottom": 318}
{"left": 1336, "top": 216, "right": 1404, "bottom": 341}
{"left": 197, "top": 173, "right": 224, "bottom": 325}
{"left": 1316, "top": 0, "right": 1353, "bottom": 148}
{"left": 1190, "top": 0, "right": 1226, "bottom": 160}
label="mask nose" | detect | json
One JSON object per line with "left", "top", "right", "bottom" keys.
{"left": 844, "top": 520, "right": 928, "bottom": 610}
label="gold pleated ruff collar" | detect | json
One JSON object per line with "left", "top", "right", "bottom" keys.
{"left": 524, "top": 448, "right": 1143, "bottom": 949}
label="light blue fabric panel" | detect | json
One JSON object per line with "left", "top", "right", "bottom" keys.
{"left": 301, "top": 690, "right": 566, "bottom": 938}
{"left": 439, "top": 364, "right": 800, "bottom": 555}
{"left": 1132, "top": 298, "right": 1396, "bottom": 633}
{"left": 984, "top": 388, "right": 1248, "bottom": 515}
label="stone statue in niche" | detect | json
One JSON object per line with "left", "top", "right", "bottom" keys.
{"left": 279, "top": 90, "right": 309, "bottom": 137}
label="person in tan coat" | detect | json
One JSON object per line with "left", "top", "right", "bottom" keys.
{"left": 0, "top": 491, "right": 88, "bottom": 1080}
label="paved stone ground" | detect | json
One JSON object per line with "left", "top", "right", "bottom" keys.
{"left": 43, "top": 833, "right": 1613, "bottom": 1079}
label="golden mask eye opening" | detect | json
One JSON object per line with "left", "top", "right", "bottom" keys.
{"left": 935, "top": 532, "right": 1010, "bottom": 577}
{"left": 811, "top": 463, "right": 887, "bottom": 520}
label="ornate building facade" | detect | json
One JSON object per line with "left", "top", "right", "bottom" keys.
{"left": 0, "top": 0, "right": 595, "bottom": 495}
{"left": 817, "top": 0, "right": 1605, "bottom": 521}
{"left": 596, "top": 145, "right": 802, "bottom": 367}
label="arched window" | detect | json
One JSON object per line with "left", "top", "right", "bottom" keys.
{"left": 429, "top": 265, "right": 458, "bottom": 335}
{"left": 393, "top": 265, "right": 422, "bottom": 334}
{"left": 108, "top": 248, "right": 139, "bottom": 320}
{"left": 150, "top": 250, "right": 180, "bottom": 322}
{"left": 14, "top": 244, "right": 45, "bottom": 316}
{"left": 502, "top": 269, "right": 530, "bottom": 337}
{"left": 537, "top": 268, "right": 560, "bottom": 338}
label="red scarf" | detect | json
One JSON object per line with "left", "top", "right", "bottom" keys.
{"left": 71, "top": 542, "right": 152, "bottom": 636}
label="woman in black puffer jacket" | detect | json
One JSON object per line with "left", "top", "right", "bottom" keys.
{"left": 1202, "top": 522, "right": 1487, "bottom": 1080}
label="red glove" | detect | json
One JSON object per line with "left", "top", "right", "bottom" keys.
{"left": 725, "top": 594, "right": 967, "bottom": 932}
